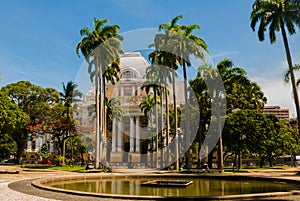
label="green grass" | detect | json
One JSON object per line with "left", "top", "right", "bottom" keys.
{"left": 19, "top": 164, "right": 89, "bottom": 173}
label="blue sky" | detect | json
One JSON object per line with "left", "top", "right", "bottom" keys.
{"left": 0, "top": 1, "right": 300, "bottom": 116}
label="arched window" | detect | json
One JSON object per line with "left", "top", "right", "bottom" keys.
{"left": 121, "top": 70, "right": 137, "bottom": 79}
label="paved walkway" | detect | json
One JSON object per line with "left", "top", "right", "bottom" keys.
{"left": 2, "top": 165, "right": 300, "bottom": 200}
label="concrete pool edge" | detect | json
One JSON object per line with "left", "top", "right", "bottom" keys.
{"left": 31, "top": 173, "right": 300, "bottom": 200}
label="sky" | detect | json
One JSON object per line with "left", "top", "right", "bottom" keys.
{"left": 0, "top": 1, "right": 300, "bottom": 117}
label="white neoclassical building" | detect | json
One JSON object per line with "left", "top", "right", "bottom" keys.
{"left": 107, "top": 52, "right": 150, "bottom": 164}
{"left": 76, "top": 52, "right": 185, "bottom": 166}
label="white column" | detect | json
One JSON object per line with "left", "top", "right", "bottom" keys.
{"left": 117, "top": 120, "right": 123, "bottom": 152}
{"left": 112, "top": 118, "right": 117, "bottom": 152}
{"left": 117, "top": 180, "right": 121, "bottom": 194}
{"left": 42, "top": 134, "right": 46, "bottom": 144}
{"left": 136, "top": 117, "right": 140, "bottom": 152}
{"left": 115, "top": 86, "right": 119, "bottom": 96}
{"left": 112, "top": 180, "right": 116, "bottom": 194}
{"left": 39, "top": 135, "right": 43, "bottom": 149}
{"left": 132, "top": 86, "right": 135, "bottom": 96}
{"left": 27, "top": 140, "right": 32, "bottom": 152}
{"left": 129, "top": 181, "right": 134, "bottom": 195}
{"left": 50, "top": 140, "right": 54, "bottom": 153}
{"left": 137, "top": 85, "right": 141, "bottom": 96}
{"left": 130, "top": 117, "right": 134, "bottom": 152}
{"left": 35, "top": 136, "right": 40, "bottom": 151}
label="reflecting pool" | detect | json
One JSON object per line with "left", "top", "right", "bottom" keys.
{"left": 46, "top": 177, "right": 300, "bottom": 197}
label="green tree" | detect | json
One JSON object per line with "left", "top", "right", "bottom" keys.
{"left": 191, "top": 59, "right": 266, "bottom": 170}
{"left": 106, "top": 97, "right": 123, "bottom": 122}
{"left": 140, "top": 94, "right": 156, "bottom": 167}
{"left": 37, "top": 143, "right": 50, "bottom": 160}
{"left": 151, "top": 16, "right": 182, "bottom": 169}
{"left": 250, "top": 0, "right": 300, "bottom": 135}
{"left": 192, "top": 64, "right": 226, "bottom": 171}
{"left": 189, "top": 71, "right": 211, "bottom": 168}
{"left": 224, "top": 110, "right": 298, "bottom": 168}
{"left": 175, "top": 17, "right": 209, "bottom": 170}
{"left": 76, "top": 18, "right": 123, "bottom": 168}
{"left": 59, "top": 81, "right": 82, "bottom": 165}
{"left": 49, "top": 103, "right": 67, "bottom": 157}
{"left": 1, "top": 81, "right": 59, "bottom": 162}
{"left": 140, "top": 95, "right": 155, "bottom": 123}
{"left": 151, "top": 14, "right": 209, "bottom": 170}
{"left": 0, "top": 91, "right": 28, "bottom": 160}
{"left": 141, "top": 79, "right": 161, "bottom": 168}
{"left": 65, "top": 135, "right": 87, "bottom": 166}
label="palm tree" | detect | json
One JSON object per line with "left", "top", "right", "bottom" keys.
{"left": 150, "top": 15, "right": 208, "bottom": 169}
{"left": 141, "top": 79, "right": 160, "bottom": 168}
{"left": 146, "top": 57, "right": 173, "bottom": 168}
{"left": 198, "top": 59, "right": 267, "bottom": 170}
{"left": 87, "top": 97, "right": 123, "bottom": 133}
{"left": 106, "top": 97, "right": 123, "bottom": 122}
{"left": 59, "top": 81, "right": 81, "bottom": 165}
{"left": 140, "top": 94, "right": 156, "bottom": 167}
{"left": 76, "top": 18, "right": 123, "bottom": 168}
{"left": 218, "top": 59, "right": 267, "bottom": 169}
{"left": 140, "top": 94, "right": 156, "bottom": 123}
{"left": 173, "top": 16, "right": 209, "bottom": 170}
{"left": 60, "top": 81, "right": 81, "bottom": 120}
{"left": 153, "top": 16, "right": 182, "bottom": 164}
{"left": 250, "top": 0, "right": 300, "bottom": 136}
{"left": 189, "top": 72, "right": 211, "bottom": 168}
{"left": 284, "top": 64, "right": 300, "bottom": 86}
{"left": 196, "top": 64, "right": 226, "bottom": 171}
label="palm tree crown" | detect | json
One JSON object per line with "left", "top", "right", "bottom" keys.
{"left": 251, "top": 0, "right": 300, "bottom": 44}
{"left": 250, "top": 0, "right": 300, "bottom": 136}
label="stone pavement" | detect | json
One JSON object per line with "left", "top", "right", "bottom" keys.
{"left": 2, "top": 165, "right": 300, "bottom": 200}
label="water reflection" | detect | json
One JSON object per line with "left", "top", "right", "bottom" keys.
{"left": 49, "top": 177, "right": 299, "bottom": 197}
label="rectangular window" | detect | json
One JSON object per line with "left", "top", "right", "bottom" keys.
{"left": 124, "top": 87, "right": 131, "bottom": 96}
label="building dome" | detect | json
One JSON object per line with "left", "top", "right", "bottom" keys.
{"left": 120, "top": 52, "right": 149, "bottom": 79}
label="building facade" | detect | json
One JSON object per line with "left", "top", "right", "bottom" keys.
{"left": 76, "top": 52, "right": 185, "bottom": 166}
{"left": 263, "top": 105, "right": 290, "bottom": 120}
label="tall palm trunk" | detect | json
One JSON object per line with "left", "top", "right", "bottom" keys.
{"left": 183, "top": 62, "right": 191, "bottom": 169}
{"left": 165, "top": 78, "right": 170, "bottom": 168}
{"left": 99, "top": 63, "right": 104, "bottom": 167}
{"left": 217, "top": 109, "right": 224, "bottom": 172}
{"left": 62, "top": 106, "right": 71, "bottom": 166}
{"left": 102, "top": 74, "right": 107, "bottom": 163}
{"left": 95, "top": 59, "right": 100, "bottom": 169}
{"left": 280, "top": 21, "right": 300, "bottom": 136}
{"left": 172, "top": 68, "right": 179, "bottom": 170}
{"left": 154, "top": 90, "right": 159, "bottom": 168}
{"left": 159, "top": 85, "right": 164, "bottom": 168}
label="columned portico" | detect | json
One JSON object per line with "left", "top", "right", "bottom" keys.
{"left": 107, "top": 52, "right": 150, "bottom": 165}
{"left": 110, "top": 114, "right": 142, "bottom": 163}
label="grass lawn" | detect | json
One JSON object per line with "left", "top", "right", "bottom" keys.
{"left": 19, "top": 164, "right": 89, "bottom": 173}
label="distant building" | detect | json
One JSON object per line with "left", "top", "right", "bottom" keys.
{"left": 263, "top": 106, "right": 289, "bottom": 120}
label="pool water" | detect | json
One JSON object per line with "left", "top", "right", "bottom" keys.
{"left": 47, "top": 177, "right": 300, "bottom": 197}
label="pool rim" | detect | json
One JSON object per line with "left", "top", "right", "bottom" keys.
{"left": 31, "top": 173, "right": 300, "bottom": 200}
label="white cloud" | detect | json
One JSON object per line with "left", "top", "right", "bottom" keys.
{"left": 12, "top": 67, "right": 25, "bottom": 75}
{"left": 211, "top": 51, "right": 239, "bottom": 59}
